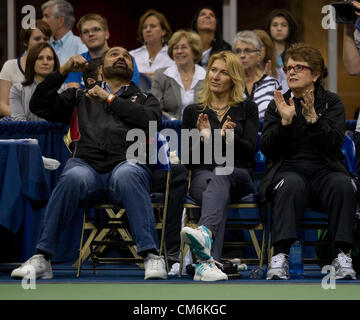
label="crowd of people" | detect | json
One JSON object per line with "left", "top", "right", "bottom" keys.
{"left": 1, "top": 0, "right": 360, "bottom": 282}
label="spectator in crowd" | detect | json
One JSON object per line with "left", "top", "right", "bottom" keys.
{"left": 190, "top": 7, "right": 232, "bottom": 68}
{"left": 233, "top": 30, "right": 281, "bottom": 120}
{"left": 180, "top": 51, "right": 259, "bottom": 281}
{"left": 130, "top": 9, "right": 175, "bottom": 79}
{"left": 0, "top": 20, "right": 51, "bottom": 117}
{"left": 266, "top": 8, "right": 299, "bottom": 67}
{"left": 151, "top": 30, "right": 206, "bottom": 120}
{"left": 42, "top": 0, "right": 87, "bottom": 65}
{"left": 11, "top": 46, "right": 167, "bottom": 280}
{"left": 253, "top": 29, "right": 289, "bottom": 93}
{"left": 82, "top": 57, "right": 103, "bottom": 87}
{"left": 260, "top": 43, "right": 357, "bottom": 280}
{"left": 342, "top": 1, "right": 360, "bottom": 173}
{"left": 10, "top": 42, "right": 66, "bottom": 121}
{"left": 65, "top": 13, "right": 139, "bottom": 88}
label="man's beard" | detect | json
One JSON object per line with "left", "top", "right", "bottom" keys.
{"left": 103, "top": 59, "right": 133, "bottom": 82}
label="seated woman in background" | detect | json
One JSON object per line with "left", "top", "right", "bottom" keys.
{"left": 266, "top": 8, "right": 299, "bottom": 67}
{"left": 253, "top": 29, "right": 289, "bottom": 93}
{"left": 190, "top": 7, "right": 231, "bottom": 68}
{"left": 130, "top": 9, "right": 175, "bottom": 79}
{"left": 10, "top": 42, "right": 66, "bottom": 121}
{"left": 233, "top": 30, "right": 281, "bottom": 120}
{"left": 180, "top": 51, "right": 259, "bottom": 281}
{"left": 0, "top": 19, "right": 51, "bottom": 117}
{"left": 150, "top": 30, "right": 206, "bottom": 120}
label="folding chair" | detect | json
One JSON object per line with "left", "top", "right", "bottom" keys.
{"left": 178, "top": 133, "right": 267, "bottom": 276}
{"left": 74, "top": 133, "right": 171, "bottom": 276}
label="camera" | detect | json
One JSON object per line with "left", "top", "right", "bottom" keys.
{"left": 331, "top": 1, "right": 360, "bottom": 24}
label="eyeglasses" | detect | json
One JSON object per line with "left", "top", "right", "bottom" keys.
{"left": 283, "top": 64, "right": 312, "bottom": 73}
{"left": 173, "top": 45, "right": 190, "bottom": 51}
{"left": 233, "top": 48, "right": 259, "bottom": 55}
{"left": 81, "top": 27, "right": 103, "bottom": 36}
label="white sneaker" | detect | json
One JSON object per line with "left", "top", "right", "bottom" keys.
{"left": 194, "top": 260, "right": 228, "bottom": 281}
{"left": 168, "top": 262, "right": 180, "bottom": 276}
{"left": 266, "top": 253, "right": 289, "bottom": 280}
{"left": 332, "top": 252, "right": 357, "bottom": 280}
{"left": 180, "top": 225, "right": 213, "bottom": 260}
{"left": 144, "top": 253, "right": 167, "bottom": 280}
{"left": 11, "top": 254, "right": 53, "bottom": 279}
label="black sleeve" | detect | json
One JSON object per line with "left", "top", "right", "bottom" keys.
{"left": 260, "top": 99, "right": 295, "bottom": 160}
{"left": 306, "top": 93, "right": 345, "bottom": 157}
{"left": 233, "top": 100, "right": 259, "bottom": 162}
{"left": 29, "top": 70, "right": 76, "bottom": 124}
{"left": 106, "top": 92, "right": 162, "bottom": 132}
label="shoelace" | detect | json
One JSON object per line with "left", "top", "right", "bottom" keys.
{"left": 149, "top": 256, "right": 164, "bottom": 269}
{"left": 198, "top": 258, "right": 224, "bottom": 270}
{"left": 337, "top": 252, "right": 352, "bottom": 267}
{"left": 270, "top": 254, "right": 288, "bottom": 267}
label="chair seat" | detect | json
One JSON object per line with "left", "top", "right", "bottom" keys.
{"left": 150, "top": 192, "right": 165, "bottom": 203}
{"left": 184, "top": 193, "right": 259, "bottom": 205}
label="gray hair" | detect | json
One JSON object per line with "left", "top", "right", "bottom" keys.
{"left": 41, "top": 0, "right": 75, "bottom": 30}
{"left": 232, "top": 30, "right": 262, "bottom": 51}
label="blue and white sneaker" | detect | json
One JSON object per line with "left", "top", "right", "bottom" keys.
{"left": 194, "top": 260, "right": 228, "bottom": 281}
{"left": 180, "top": 225, "right": 213, "bottom": 260}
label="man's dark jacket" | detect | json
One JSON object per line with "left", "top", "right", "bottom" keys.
{"left": 30, "top": 70, "right": 162, "bottom": 173}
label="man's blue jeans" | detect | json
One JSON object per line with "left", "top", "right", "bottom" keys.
{"left": 37, "top": 158, "right": 159, "bottom": 256}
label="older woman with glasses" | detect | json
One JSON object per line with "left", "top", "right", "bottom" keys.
{"left": 233, "top": 30, "right": 281, "bottom": 120}
{"left": 150, "top": 29, "right": 205, "bottom": 120}
{"left": 260, "top": 43, "right": 357, "bottom": 281}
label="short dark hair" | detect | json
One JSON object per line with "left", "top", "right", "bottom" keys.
{"left": 23, "top": 42, "right": 60, "bottom": 86}
{"left": 284, "top": 42, "right": 325, "bottom": 84}
{"left": 266, "top": 9, "right": 299, "bottom": 49}
{"left": 82, "top": 57, "right": 103, "bottom": 87}
{"left": 19, "top": 19, "right": 52, "bottom": 50}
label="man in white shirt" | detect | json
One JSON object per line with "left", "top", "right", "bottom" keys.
{"left": 42, "top": 0, "right": 87, "bottom": 65}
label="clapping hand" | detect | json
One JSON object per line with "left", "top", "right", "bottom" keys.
{"left": 221, "top": 115, "right": 236, "bottom": 136}
{"left": 301, "top": 89, "right": 317, "bottom": 123}
{"left": 197, "top": 113, "right": 211, "bottom": 132}
{"left": 274, "top": 90, "right": 295, "bottom": 126}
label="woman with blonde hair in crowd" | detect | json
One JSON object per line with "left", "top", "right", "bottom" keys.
{"left": 0, "top": 20, "right": 51, "bottom": 117}
{"left": 151, "top": 29, "right": 206, "bottom": 120}
{"left": 130, "top": 9, "right": 175, "bottom": 79}
{"left": 180, "top": 51, "right": 259, "bottom": 281}
{"left": 233, "top": 30, "right": 282, "bottom": 120}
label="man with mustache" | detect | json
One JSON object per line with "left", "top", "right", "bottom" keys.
{"left": 10, "top": 47, "right": 167, "bottom": 280}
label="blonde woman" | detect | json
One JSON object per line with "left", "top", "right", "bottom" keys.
{"left": 151, "top": 30, "right": 205, "bottom": 120}
{"left": 180, "top": 51, "right": 259, "bottom": 281}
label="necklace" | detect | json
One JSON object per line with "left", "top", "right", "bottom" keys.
{"left": 208, "top": 104, "right": 231, "bottom": 118}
